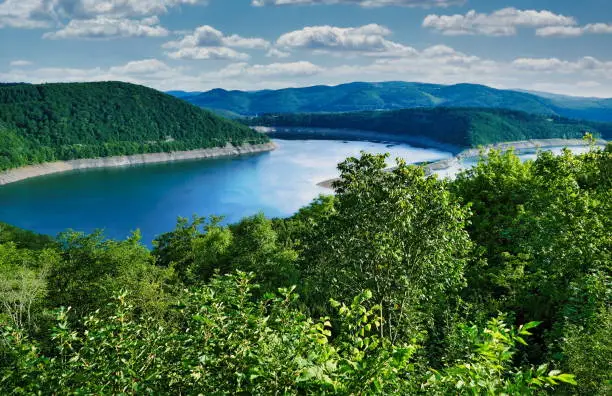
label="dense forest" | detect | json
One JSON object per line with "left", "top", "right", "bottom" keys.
{"left": 171, "top": 81, "right": 612, "bottom": 122}
{"left": 250, "top": 107, "right": 612, "bottom": 148}
{"left": 1, "top": 142, "right": 609, "bottom": 394}
{"left": 0, "top": 82, "right": 268, "bottom": 171}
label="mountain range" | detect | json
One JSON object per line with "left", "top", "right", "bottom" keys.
{"left": 168, "top": 82, "right": 612, "bottom": 122}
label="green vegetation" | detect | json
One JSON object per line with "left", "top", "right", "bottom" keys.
{"left": 172, "top": 81, "right": 612, "bottom": 122}
{"left": 2, "top": 143, "right": 610, "bottom": 394}
{"left": 0, "top": 82, "right": 268, "bottom": 171}
{"left": 250, "top": 107, "right": 612, "bottom": 148}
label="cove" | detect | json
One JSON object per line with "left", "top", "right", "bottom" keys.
{"left": 0, "top": 138, "right": 452, "bottom": 244}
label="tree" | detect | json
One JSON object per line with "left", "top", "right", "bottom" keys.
{"left": 301, "top": 152, "right": 472, "bottom": 343}
{"left": 0, "top": 243, "right": 58, "bottom": 330}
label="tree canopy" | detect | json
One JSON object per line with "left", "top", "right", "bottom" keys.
{"left": 2, "top": 143, "right": 610, "bottom": 394}
{"left": 0, "top": 82, "right": 268, "bottom": 171}
{"left": 250, "top": 107, "right": 612, "bottom": 148}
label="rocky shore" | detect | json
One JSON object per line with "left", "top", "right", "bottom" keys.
{"left": 0, "top": 142, "right": 276, "bottom": 186}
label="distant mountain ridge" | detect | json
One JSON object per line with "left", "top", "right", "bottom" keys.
{"left": 169, "top": 82, "right": 612, "bottom": 122}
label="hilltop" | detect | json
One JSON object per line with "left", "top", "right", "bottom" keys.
{"left": 0, "top": 82, "right": 269, "bottom": 171}
{"left": 249, "top": 107, "right": 612, "bottom": 148}
{"left": 171, "top": 81, "right": 612, "bottom": 122}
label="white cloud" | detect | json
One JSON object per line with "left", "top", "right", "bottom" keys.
{"left": 536, "top": 23, "right": 612, "bottom": 37}
{"left": 3, "top": 49, "right": 612, "bottom": 98}
{"left": 108, "top": 59, "right": 173, "bottom": 75}
{"left": 167, "top": 47, "right": 251, "bottom": 60}
{"left": 211, "top": 61, "right": 323, "bottom": 78}
{"left": 10, "top": 60, "right": 34, "bottom": 67}
{"left": 252, "top": 0, "right": 464, "bottom": 8}
{"left": 0, "top": 0, "right": 53, "bottom": 29}
{"left": 0, "top": 0, "right": 207, "bottom": 34}
{"left": 43, "top": 16, "right": 169, "bottom": 39}
{"left": 163, "top": 25, "right": 269, "bottom": 60}
{"left": 223, "top": 35, "right": 270, "bottom": 49}
{"left": 49, "top": 0, "right": 207, "bottom": 20}
{"left": 512, "top": 56, "right": 612, "bottom": 77}
{"left": 266, "top": 48, "right": 291, "bottom": 58}
{"left": 423, "top": 8, "right": 576, "bottom": 36}
{"left": 276, "top": 24, "right": 416, "bottom": 57}
{"left": 164, "top": 25, "right": 270, "bottom": 49}
{"left": 0, "top": 58, "right": 202, "bottom": 90}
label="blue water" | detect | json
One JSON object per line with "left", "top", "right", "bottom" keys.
{"left": 0, "top": 139, "right": 452, "bottom": 243}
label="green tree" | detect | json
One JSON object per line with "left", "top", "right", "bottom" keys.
{"left": 301, "top": 152, "right": 472, "bottom": 343}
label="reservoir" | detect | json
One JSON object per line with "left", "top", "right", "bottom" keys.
{"left": 0, "top": 138, "right": 451, "bottom": 243}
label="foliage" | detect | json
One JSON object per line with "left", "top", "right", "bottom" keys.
{"left": 1, "top": 273, "right": 572, "bottom": 395}
{"left": 47, "top": 231, "right": 178, "bottom": 320}
{"left": 425, "top": 316, "right": 576, "bottom": 395}
{"left": 0, "top": 82, "right": 268, "bottom": 171}
{"left": 300, "top": 152, "right": 471, "bottom": 344}
{"left": 0, "top": 221, "right": 55, "bottom": 250}
{"left": 2, "top": 145, "right": 610, "bottom": 393}
{"left": 153, "top": 214, "right": 298, "bottom": 290}
{"left": 0, "top": 243, "right": 59, "bottom": 330}
{"left": 249, "top": 107, "right": 611, "bottom": 148}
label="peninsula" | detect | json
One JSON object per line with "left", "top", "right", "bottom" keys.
{"left": 0, "top": 81, "right": 270, "bottom": 175}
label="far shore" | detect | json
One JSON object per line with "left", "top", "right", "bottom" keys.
{"left": 252, "top": 126, "right": 464, "bottom": 154}
{"left": 317, "top": 138, "right": 607, "bottom": 189}
{"left": 0, "top": 142, "right": 276, "bottom": 186}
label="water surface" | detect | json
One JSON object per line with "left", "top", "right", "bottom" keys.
{"left": 0, "top": 139, "right": 451, "bottom": 243}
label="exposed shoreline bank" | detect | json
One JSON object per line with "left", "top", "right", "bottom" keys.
{"left": 253, "top": 126, "right": 463, "bottom": 154}
{"left": 0, "top": 142, "right": 276, "bottom": 186}
{"left": 317, "top": 138, "right": 607, "bottom": 189}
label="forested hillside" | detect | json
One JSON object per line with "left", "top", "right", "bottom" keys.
{"left": 0, "top": 82, "right": 268, "bottom": 171}
{"left": 1, "top": 144, "right": 609, "bottom": 394}
{"left": 172, "top": 81, "right": 612, "bottom": 122}
{"left": 251, "top": 107, "right": 612, "bottom": 148}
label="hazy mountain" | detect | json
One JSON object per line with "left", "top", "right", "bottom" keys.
{"left": 170, "top": 82, "right": 612, "bottom": 122}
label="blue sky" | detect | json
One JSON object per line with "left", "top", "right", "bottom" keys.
{"left": 1, "top": 0, "right": 611, "bottom": 97}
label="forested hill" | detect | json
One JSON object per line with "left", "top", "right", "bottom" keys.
{"left": 250, "top": 107, "right": 612, "bottom": 148}
{"left": 0, "top": 82, "right": 268, "bottom": 171}
{"left": 170, "top": 81, "right": 612, "bottom": 122}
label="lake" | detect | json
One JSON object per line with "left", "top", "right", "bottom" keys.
{"left": 0, "top": 139, "right": 452, "bottom": 243}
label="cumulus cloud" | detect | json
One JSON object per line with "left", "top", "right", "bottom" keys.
{"left": 423, "top": 8, "right": 576, "bottom": 36}
{"left": 3, "top": 48, "right": 612, "bottom": 98}
{"left": 0, "top": 0, "right": 54, "bottom": 28}
{"left": 0, "top": 58, "right": 202, "bottom": 90}
{"left": 48, "top": 0, "right": 207, "bottom": 20}
{"left": 0, "top": 0, "right": 208, "bottom": 30}
{"left": 167, "top": 47, "right": 251, "bottom": 61}
{"left": 252, "top": 0, "right": 464, "bottom": 8}
{"left": 536, "top": 23, "right": 612, "bottom": 37}
{"left": 210, "top": 61, "right": 323, "bottom": 79}
{"left": 266, "top": 48, "right": 291, "bottom": 58}
{"left": 43, "top": 16, "right": 169, "bottom": 39}
{"left": 108, "top": 59, "right": 173, "bottom": 75}
{"left": 512, "top": 56, "right": 612, "bottom": 77}
{"left": 276, "top": 24, "right": 416, "bottom": 57}
{"left": 163, "top": 25, "right": 269, "bottom": 60}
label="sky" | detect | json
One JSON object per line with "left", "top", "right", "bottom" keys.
{"left": 0, "top": 0, "right": 611, "bottom": 97}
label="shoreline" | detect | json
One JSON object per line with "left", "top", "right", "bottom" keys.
{"left": 252, "top": 126, "right": 463, "bottom": 154}
{"left": 317, "top": 138, "right": 607, "bottom": 189}
{"left": 0, "top": 142, "right": 276, "bottom": 186}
